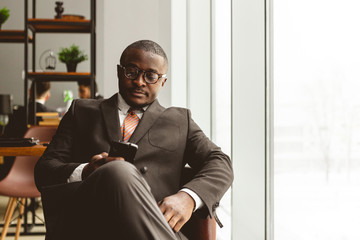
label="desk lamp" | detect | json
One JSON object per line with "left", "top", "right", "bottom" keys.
{"left": 0, "top": 94, "right": 12, "bottom": 136}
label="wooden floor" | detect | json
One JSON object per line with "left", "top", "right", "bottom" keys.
{"left": 0, "top": 196, "right": 46, "bottom": 240}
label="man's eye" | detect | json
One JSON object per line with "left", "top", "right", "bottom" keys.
{"left": 127, "top": 68, "right": 137, "bottom": 74}
{"left": 145, "top": 72, "right": 158, "bottom": 81}
{"left": 126, "top": 68, "right": 138, "bottom": 77}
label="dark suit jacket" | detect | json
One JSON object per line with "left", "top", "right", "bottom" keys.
{"left": 3, "top": 102, "right": 56, "bottom": 138}
{"left": 34, "top": 93, "right": 233, "bottom": 234}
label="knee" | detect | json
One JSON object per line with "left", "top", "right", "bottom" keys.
{"left": 93, "top": 160, "right": 140, "bottom": 186}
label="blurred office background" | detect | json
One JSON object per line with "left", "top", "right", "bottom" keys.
{"left": 1, "top": 0, "right": 360, "bottom": 239}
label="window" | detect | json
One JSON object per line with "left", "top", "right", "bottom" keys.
{"left": 274, "top": 1, "right": 360, "bottom": 239}
{"left": 212, "top": 0, "right": 232, "bottom": 239}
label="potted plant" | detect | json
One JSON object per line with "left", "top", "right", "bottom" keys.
{"left": 0, "top": 7, "right": 10, "bottom": 30}
{"left": 58, "top": 44, "right": 88, "bottom": 72}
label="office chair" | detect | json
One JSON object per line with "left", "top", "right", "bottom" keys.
{"left": 180, "top": 167, "right": 216, "bottom": 240}
{"left": 0, "top": 126, "right": 57, "bottom": 240}
{"left": 40, "top": 166, "right": 217, "bottom": 240}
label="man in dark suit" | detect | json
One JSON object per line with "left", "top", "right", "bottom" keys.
{"left": 34, "top": 40, "right": 233, "bottom": 240}
{"left": 28, "top": 81, "right": 56, "bottom": 125}
{"left": 3, "top": 81, "right": 55, "bottom": 138}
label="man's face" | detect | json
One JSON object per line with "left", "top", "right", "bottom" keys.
{"left": 78, "top": 85, "right": 91, "bottom": 99}
{"left": 117, "top": 48, "right": 167, "bottom": 108}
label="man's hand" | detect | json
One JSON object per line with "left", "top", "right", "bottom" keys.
{"left": 81, "top": 152, "right": 124, "bottom": 180}
{"left": 158, "top": 191, "right": 195, "bottom": 233}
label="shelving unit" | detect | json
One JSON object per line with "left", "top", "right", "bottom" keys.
{"left": 25, "top": 0, "right": 96, "bottom": 125}
{"left": 27, "top": 18, "right": 91, "bottom": 33}
{"left": 0, "top": 1, "right": 96, "bottom": 236}
{"left": 0, "top": 1, "right": 96, "bottom": 124}
{"left": 0, "top": 30, "right": 32, "bottom": 43}
{"left": 28, "top": 72, "right": 91, "bottom": 81}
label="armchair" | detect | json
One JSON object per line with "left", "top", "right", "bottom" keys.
{"left": 180, "top": 167, "right": 216, "bottom": 240}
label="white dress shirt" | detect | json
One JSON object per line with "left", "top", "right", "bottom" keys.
{"left": 68, "top": 93, "right": 204, "bottom": 211}
{"left": 35, "top": 99, "right": 46, "bottom": 105}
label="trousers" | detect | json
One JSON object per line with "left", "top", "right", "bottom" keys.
{"left": 51, "top": 161, "right": 179, "bottom": 240}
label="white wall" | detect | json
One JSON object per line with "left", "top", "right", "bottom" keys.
{"left": 98, "top": 0, "right": 171, "bottom": 106}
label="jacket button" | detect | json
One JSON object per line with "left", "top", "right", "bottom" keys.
{"left": 140, "top": 166, "right": 148, "bottom": 174}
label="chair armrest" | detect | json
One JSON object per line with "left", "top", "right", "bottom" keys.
{"left": 180, "top": 166, "right": 216, "bottom": 240}
{"left": 182, "top": 214, "right": 216, "bottom": 240}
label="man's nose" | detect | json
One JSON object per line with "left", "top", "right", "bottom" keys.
{"left": 133, "top": 73, "right": 146, "bottom": 86}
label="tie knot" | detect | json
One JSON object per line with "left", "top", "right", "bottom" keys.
{"left": 128, "top": 108, "right": 143, "bottom": 115}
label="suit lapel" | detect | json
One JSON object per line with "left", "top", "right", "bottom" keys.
{"left": 130, "top": 99, "right": 165, "bottom": 144}
{"left": 100, "top": 94, "right": 121, "bottom": 142}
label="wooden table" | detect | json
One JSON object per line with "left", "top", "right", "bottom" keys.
{"left": 0, "top": 144, "right": 47, "bottom": 164}
{"left": 0, "top": 145, "right": 47, "bottom": 157}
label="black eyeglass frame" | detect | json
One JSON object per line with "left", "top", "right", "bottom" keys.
{"left": 118, "top": 64, "right": 167, "bottom": 84}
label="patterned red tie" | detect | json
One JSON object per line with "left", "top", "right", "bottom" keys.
{"left": 121, "top": 109, "right": 140, "bottom": 142}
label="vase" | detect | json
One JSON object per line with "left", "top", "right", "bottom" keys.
{"left": 66, "top": 62, "right": 77, "bottom": 72}
{"left": 55, "top": 1, "right": 64, "bottom": 19}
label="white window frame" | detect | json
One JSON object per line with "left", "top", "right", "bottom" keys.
{"left": 170, "top": 0, "right": 273, "bottom": 239}
{"left": 231, "top": 0, "right": 273, "bottom": 239}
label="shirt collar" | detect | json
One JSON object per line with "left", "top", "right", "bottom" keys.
{"left": 117, "top": 93, "right": 149, "bottom": 114}
{"left": 36, "top": 99, "right": 45, "bottom": 105}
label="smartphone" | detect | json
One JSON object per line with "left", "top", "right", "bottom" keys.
{"left": 108, "top": 141, "right": 138, "bottom": 163}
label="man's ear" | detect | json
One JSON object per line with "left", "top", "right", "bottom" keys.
{"left": 117, "top": 65, "right": 121, "bottom": 78}
{"left": 44, "top": 91, "right": 50, "bottom": 101}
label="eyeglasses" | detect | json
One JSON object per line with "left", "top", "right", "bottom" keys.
{"left": 119, "top": 65, "right": 167, "bottom": 84}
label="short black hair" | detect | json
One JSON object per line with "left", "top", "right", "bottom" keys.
{"left": 120, "top": 40, "right": 168, "bottom": 66}
{"left": 77, "top": 79, "right": 98, "bottom": 92}
{"left": 30, "top": 81, "right": 50, "bottom": 99}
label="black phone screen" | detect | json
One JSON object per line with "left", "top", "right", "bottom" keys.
{"left": 108, "top": 141, "right": 138, "bottom": 163}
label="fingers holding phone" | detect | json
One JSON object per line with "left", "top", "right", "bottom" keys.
{"left": 82, "top": 141, "right": 137, "bottom": 180}
{"left": 82, "top": 152, "right": 124, "bottom": 180}
{"left": 96, "top": 152, "right": 125, "bottom": 164}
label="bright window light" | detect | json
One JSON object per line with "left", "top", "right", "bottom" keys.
{"left": 212, "top": 0, "right": 231, "bottom": 239}
{"left": 274, "top": 0, "right": 360, "bottom": 239}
